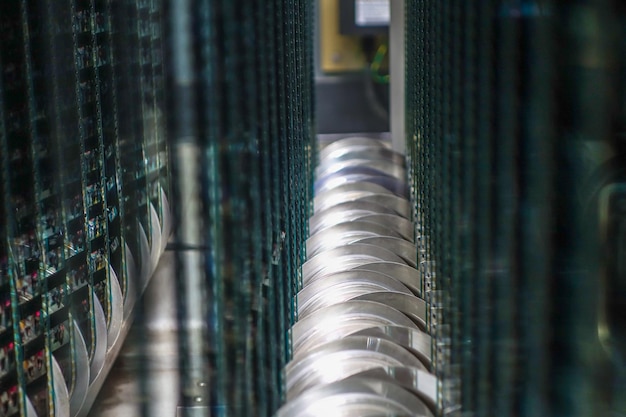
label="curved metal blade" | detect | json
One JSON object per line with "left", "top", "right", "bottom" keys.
{"left": 352, "top": 262, "right": 422, "bottom": 295}
{"left": 350, "top": 367, "right": 437, "bottom": 413}
{"left": 309, "top": 201, "right": 397, "bottom": 235}
{"left": 356, "top": 194, "right": 412, "bottom": 219}
{"left": 306, "top": 221, "right": 403, "bottom": 258}
{"left": 351, "top": 325, "right": 432, "bottom": 368}
{"left": 319, "top": 145, "right": 405, "bottom": 166}
{"left": 319, "top": 137, "right": 390, "bottom": 160}
{"left": 287, "top": 336, "right": 427, "bottom": 399}
{"left": 352, "top": 236, "right": 418, "bottom": 267}
{"left": 351, "top": 292, "right": 427, "bottom": 330}
{"left": 316, "top": 159, "right": 406, "bottom": 182}
{"left": 351, "top": 214, "right": 415, "bottom": 242}
{"left": 297, "top": 270, "right": 412, "bottom": 319}
{"left": 278, "top": 376, "right": 433, "bottom": 417}
{"left": 315, "top": 172, "right": 408, "bottom": 198}
{"left": 303, "top": 244, "right": 405, "bottom": 286}
{"left": 291, "top": 300, "right": 417, "bottom": 356}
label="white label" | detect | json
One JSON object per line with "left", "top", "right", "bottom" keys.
{"left": 355, "top": 0, "right": 390, "bottom": 26}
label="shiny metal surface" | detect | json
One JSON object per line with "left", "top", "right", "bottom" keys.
{"left": 149, "top": 203, "right": 163, "bottom": 275}
{"left": 69, "top": 320, "right": 90, "bottom": 416}
{"left": 160, "top": 187, "right": 173, "bottom": 254}
{"left": 351, "top": 367, "right": 437, "bottom": 412}
{"left": 315, "top": 172, "right": 408, "bottom": 197}
{"left": 278, "top": 378, "right": 432, "bottom": 417}
{"left": 314, "top": 193, "right": 396, "bottom": 215}
{"left": 297, "top": 271, "right": 412, "bottom": 319}
{"left": 315, "top": 192, "right": 405, "bottom": 214}
{"left": 90, "top": 250, "right": 179, "bottom": 417}
{"left": 26, "top": 397, "right": 37, "bottom": 417}
{"left": 319, "top": 145, "right": 405, "bottom": 166}
{"left": 316, "top": 159, "right": 406, "bottom": 182}
{"left": 138, "top": 222, "right": 154, "bottom": 287}
{"left": 302, "top": 244, "right": 405, "bottom": 286}
{"left": 308, "top": 201, "right": 397, "bottom": 235}
{"left": 352, "top": 262, "right": 422, "bottom": 295}
{"left": 352, "top": 292, "right": 428, "bottom": 330}
{"left": 314, "top": 181, "right": 394, "bottom": 197}
{"left": 291, "top": 301, "right": 418, "bottom": 356}
{"left": 108, "top": 267, "right": 124, "bottom": 350}
{"left": 279, "top": 135, "right": 434, "bottom": 416}
{"left": 306, "top": 221, "right": 403, "bottom": 258}
{"left": 351, "top": 213, "right": 415, "bottom": 242}
{"left": 351, "top": 325, "right": 432, "bottom": 367}
{"left": 287, "top": 336, "right": 427, "bottom": 399}
{"left": 314, "top": 188, "right": 394, "bottom": 214}
{"left": 90, "top": 294, "right": 108, "bottom": 384}
{"left": 52, "top": 356, "right": 71, "bottom": 417}
{"left": 352, "top": 236, "right": 418, "bottom": 267}
{"left": 123, "top": 243, "right": 139, "bottom": 320}
{"left": 319, "top": 137, "right": 391, "bottom": 160}
{"left": 356, "top": 194, "right": 412, "bottom": 219}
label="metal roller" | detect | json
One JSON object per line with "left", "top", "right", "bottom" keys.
{"left": 291, "top": 300, "right": 418, "bottom": 356}
{"left": 350, "top": 367, "right": 437, "bottom": 412}
{"left": 308, "top": 201, "right": 398, "bottom": 235}
{"left": 316, "top": 159, "right": 406, "bottom": 182}
{"left": 350, "top": 214, "right": 415, "bottom": 242}
{"left": 354, "top": 194, "right": 412, "bottom": 219}
{"left": 351, "top": 292, "right": 428, "bottom": 330}
{"left": 351, "top": 326, "right": 432, "bottom": 368}
{"left": 319, "top": 145, "right": 405, "bottom": 166}
{"left": 314, "top": 183, "right": 395, "bottom": 208}
{"left": 352, "top": 236, "right": 418, "bottom": 267}
{"left": 314, "top": 181, "right": 396, "bottom": 197}
{"left": 318, "top": 137, "right": 391, "bottom": 160}
{"left": 283, "top": 136, "right": 432, "bottom": 416}
{"left": 297, "top": 270, "right": 413, "bottom": 319}
{"left": 278, "top": 377, "right": 433, "bottom": 417}
{"left": 302, "top": 244, "right": 405, "bottom": 286}
{"left": 287, "top": 336, "right": 427, "bottom": 399}
{"left": 314, "top": 172, "right": 408, "bottom": 197}
{"left": 352, "top": 262, "right": 422, "bottom": 296}
{"left": 314, "top": 190, "right": 400, "bottom": 214}
{"left": 306, "top": 221, "right": 403, "bottom": 258}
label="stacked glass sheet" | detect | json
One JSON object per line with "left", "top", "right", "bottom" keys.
{"left": 167, "top": 1, "right": 314, "bottom": 416}
{"left": 0, "top": 1, "right": 170, "bottom": 416}
{"left": 405, "top": 1, "right": 626, "bottom": 416}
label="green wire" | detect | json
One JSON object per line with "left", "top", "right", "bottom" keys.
{"left": 370, "top": 43, "right": 389, "bottom": 84}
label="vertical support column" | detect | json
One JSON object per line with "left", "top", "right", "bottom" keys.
{"left": 390, "top": 0, "right": 405, "bottom": 154}
{"left": 169, "top": 1, "right": 209, "bottom": 415}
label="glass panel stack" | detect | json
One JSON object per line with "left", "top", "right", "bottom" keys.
{"left": 167, "top": 0, "right": 314, "bottom": 416}
{"left": 0, "top": 1, "right": 170, "bottom": 416}
{"left": 405, "top": 1, "right": 626, "bottom": 416}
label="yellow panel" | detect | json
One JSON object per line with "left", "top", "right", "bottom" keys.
{"left": 319, "top": 0, "right": 367, "bottom": 73}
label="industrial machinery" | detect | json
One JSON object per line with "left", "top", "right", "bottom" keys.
{"left": 0, "top": 0, "right": 625, "bottom": 417}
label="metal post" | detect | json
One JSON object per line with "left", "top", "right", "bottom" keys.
{"left": 390, "top": 0, "right": 405, "bottom": 154}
